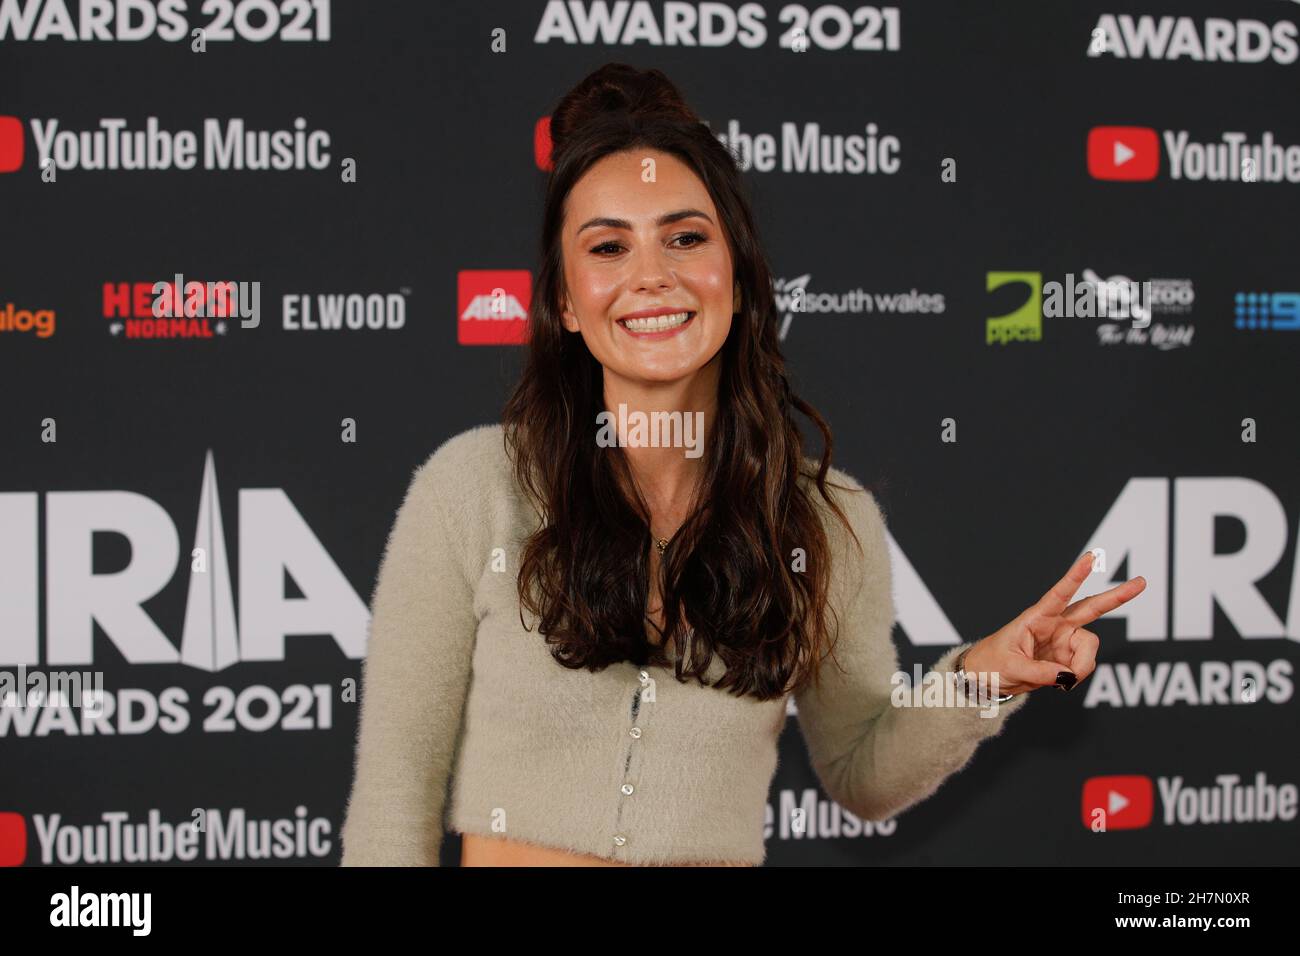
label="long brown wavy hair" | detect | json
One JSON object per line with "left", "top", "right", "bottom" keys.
{"left": 503, "top": 63, "right": 865, "bottom": 701}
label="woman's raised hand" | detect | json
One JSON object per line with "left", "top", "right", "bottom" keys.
{"left": 961, "top": 552, "right": 1146, "bottom": 697}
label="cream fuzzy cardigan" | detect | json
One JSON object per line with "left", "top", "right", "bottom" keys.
{"left": 339, "top": 424, "right": 1027, "bottom": 865}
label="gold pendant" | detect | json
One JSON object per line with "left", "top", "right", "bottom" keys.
{"left": 655, "top": 538, "right": 668, "bottom": 554}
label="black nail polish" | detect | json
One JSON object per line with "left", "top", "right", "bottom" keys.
{"left": 1056, "top": 671, "right": 1077, "bottom": 691}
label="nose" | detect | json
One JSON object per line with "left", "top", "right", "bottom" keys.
{"left": 628, "top": 242, "right": 676, "bottom": 293}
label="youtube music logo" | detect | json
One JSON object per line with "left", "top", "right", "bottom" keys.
{"left": 0, "top": 812, "right": 27, "bottom": 866}
{"left": 1083, "top": 771, "right": 1297, "bottom": 830}
{"left": 0, "top": 116, "right": 24, "bottom": 173}
{"left": 1082, "top": 774, "right": 1155, "bottom": 830}
{"left": 1087, "top": 126, "right": 1159, "bottom": 181}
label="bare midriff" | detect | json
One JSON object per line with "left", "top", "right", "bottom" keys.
{"left": 460, "top": 833, "right": 753, "bottom": 867}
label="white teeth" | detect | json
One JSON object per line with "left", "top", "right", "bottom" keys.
{"left": 621, "top": 311, "right": 693, "bottom": 332}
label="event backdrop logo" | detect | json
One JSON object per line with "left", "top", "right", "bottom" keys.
{"left": 0, "top": 452, "right": 369, "bottom": 672}
{"left": 774, "top": 274, "right": 945, "bottom": 341}
{"left": 0, "top": 115, "right": 23, "bottom": 172}
{"left": 1086, "top": 14, "right": 1299, "bottom": 63}
{"left": 0, "top": 0, "right": 333, "bottom": 42}
{"left": 0, "top": 302, "right": 55, "bottom": 338}
{"left": 531, "top": 2, "right": 902, "bottom": 51}
{"left": 0, "top": 116, "right": 333, "bottom": 173}
{"left": 1082, "top": 775, "right": 1155, "bottom": 830}
{"left": 0, "top": 812, "right": 26, "bottom": 866}
{"left": 1088, "top": 126, "right": 1160, "bottom": 180}
{"left": 1082, "top": 772, "right": 1298, "bottom": 830}
{"left": 1234, "top": 291, "right": 1300, "bottom": 330}
{"left": 1088, "top": 124, "right": 1300, "bottom": 182}
{"left": 985, "top": 271, "right": 1042, "bottom": 344}
{"left": 533, "top": 114, "right": 902, "bottom": 174}
{"left": 457, "top": 270, "right": 530, "bottom": 345}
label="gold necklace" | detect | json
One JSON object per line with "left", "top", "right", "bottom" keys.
{"left": 655, "top": 536, "right": 670, "bottom": 555}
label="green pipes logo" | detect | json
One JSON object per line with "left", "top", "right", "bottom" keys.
{"left": 985, "top": 271, "right": 1042, "bottom": 345}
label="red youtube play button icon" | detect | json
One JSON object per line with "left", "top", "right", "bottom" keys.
{"left": 0, "top": 116, "right": 24, "bottom": 173}
{"left": 1081, "top": 775, "right": 1155, "bottom": 830}
{"left": 0, "top": 812, "right": 27, "bottom": 866}
{"left": 1087, "top": 126, "right": 1159, "bottom": 181}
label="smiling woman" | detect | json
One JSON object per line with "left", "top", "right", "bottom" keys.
{"left": 338, "top": 62, "right": 1144, "bottom": 869}
{"left": 560, "top": 165, "right": 737, "bottom": 382}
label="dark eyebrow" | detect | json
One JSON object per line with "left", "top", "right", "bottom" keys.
{"left": 576, "top": 208, "right": 715, "bottom": 235}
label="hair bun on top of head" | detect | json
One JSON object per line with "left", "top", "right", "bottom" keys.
{"left": 549, "top": 63, "right": 700, "bottom": 154}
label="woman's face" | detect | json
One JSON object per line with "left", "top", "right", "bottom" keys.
{"left": 559, "top": 148, "right": 739, "bottom": 389}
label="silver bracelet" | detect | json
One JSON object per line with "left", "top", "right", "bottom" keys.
{"left": 953, "top": 646, "right": 1015, "bottom": 704}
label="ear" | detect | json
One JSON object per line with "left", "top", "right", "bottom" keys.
{"left": 560, "top": 288, "right": 580, "bottom": 333}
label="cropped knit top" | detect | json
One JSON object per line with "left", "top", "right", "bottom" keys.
{"left": 338, "top": 424, "right": 1029, "bottom": 866}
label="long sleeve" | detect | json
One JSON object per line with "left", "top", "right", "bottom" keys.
{"left": 339, "top": 447, "right": 479, "bottom": 866}
{"left": 793, "top": 473, "right": 1029, "bottom": 823}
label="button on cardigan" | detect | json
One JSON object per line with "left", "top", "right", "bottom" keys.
{"left": 339, "top": 424, "right": 1028, "bottom": 866}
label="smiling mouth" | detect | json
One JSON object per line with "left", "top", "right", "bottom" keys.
{"left": 617, "top": 311, "right": 696, "bottom": 334}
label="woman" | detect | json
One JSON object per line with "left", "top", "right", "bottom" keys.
{"left": 339, "top": 63, "right": 1145, "bottom": 867}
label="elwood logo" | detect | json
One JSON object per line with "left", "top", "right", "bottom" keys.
{"left": 458, "top": 270, "right": 530, "bottom": 345}
{"left": 0, "top": 116, "right": 331, "bottom": 173}
{"left": 282, "top": 290, "right": 410, "bottom": 331}
{"left": 0, "top": 452, "right": 369, "bottom": 670}
{"left": 1083, "top": 772, "right": 1298, "bottom": 829}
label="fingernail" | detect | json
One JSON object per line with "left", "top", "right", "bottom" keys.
{"left": 1056, "top": 671, "right": 1077, "bottom": 691}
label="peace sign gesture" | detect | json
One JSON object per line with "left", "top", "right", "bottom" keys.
{"left": 960, "top": 552, "right": 1146, "bottom": 696}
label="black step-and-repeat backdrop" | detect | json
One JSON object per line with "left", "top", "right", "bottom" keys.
{"left": 1, "top": 0, "right": 1296, "bottom": 867}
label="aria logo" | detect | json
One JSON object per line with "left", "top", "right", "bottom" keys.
{"left": 458, "top": 270, "right": 530, "bottom": 345}
{"left": 0, "top": 453, "right": 369, "bottom": 671}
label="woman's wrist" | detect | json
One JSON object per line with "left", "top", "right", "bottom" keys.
{"left": 954, "top": 644, "right": 1015, "bottom": 704}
